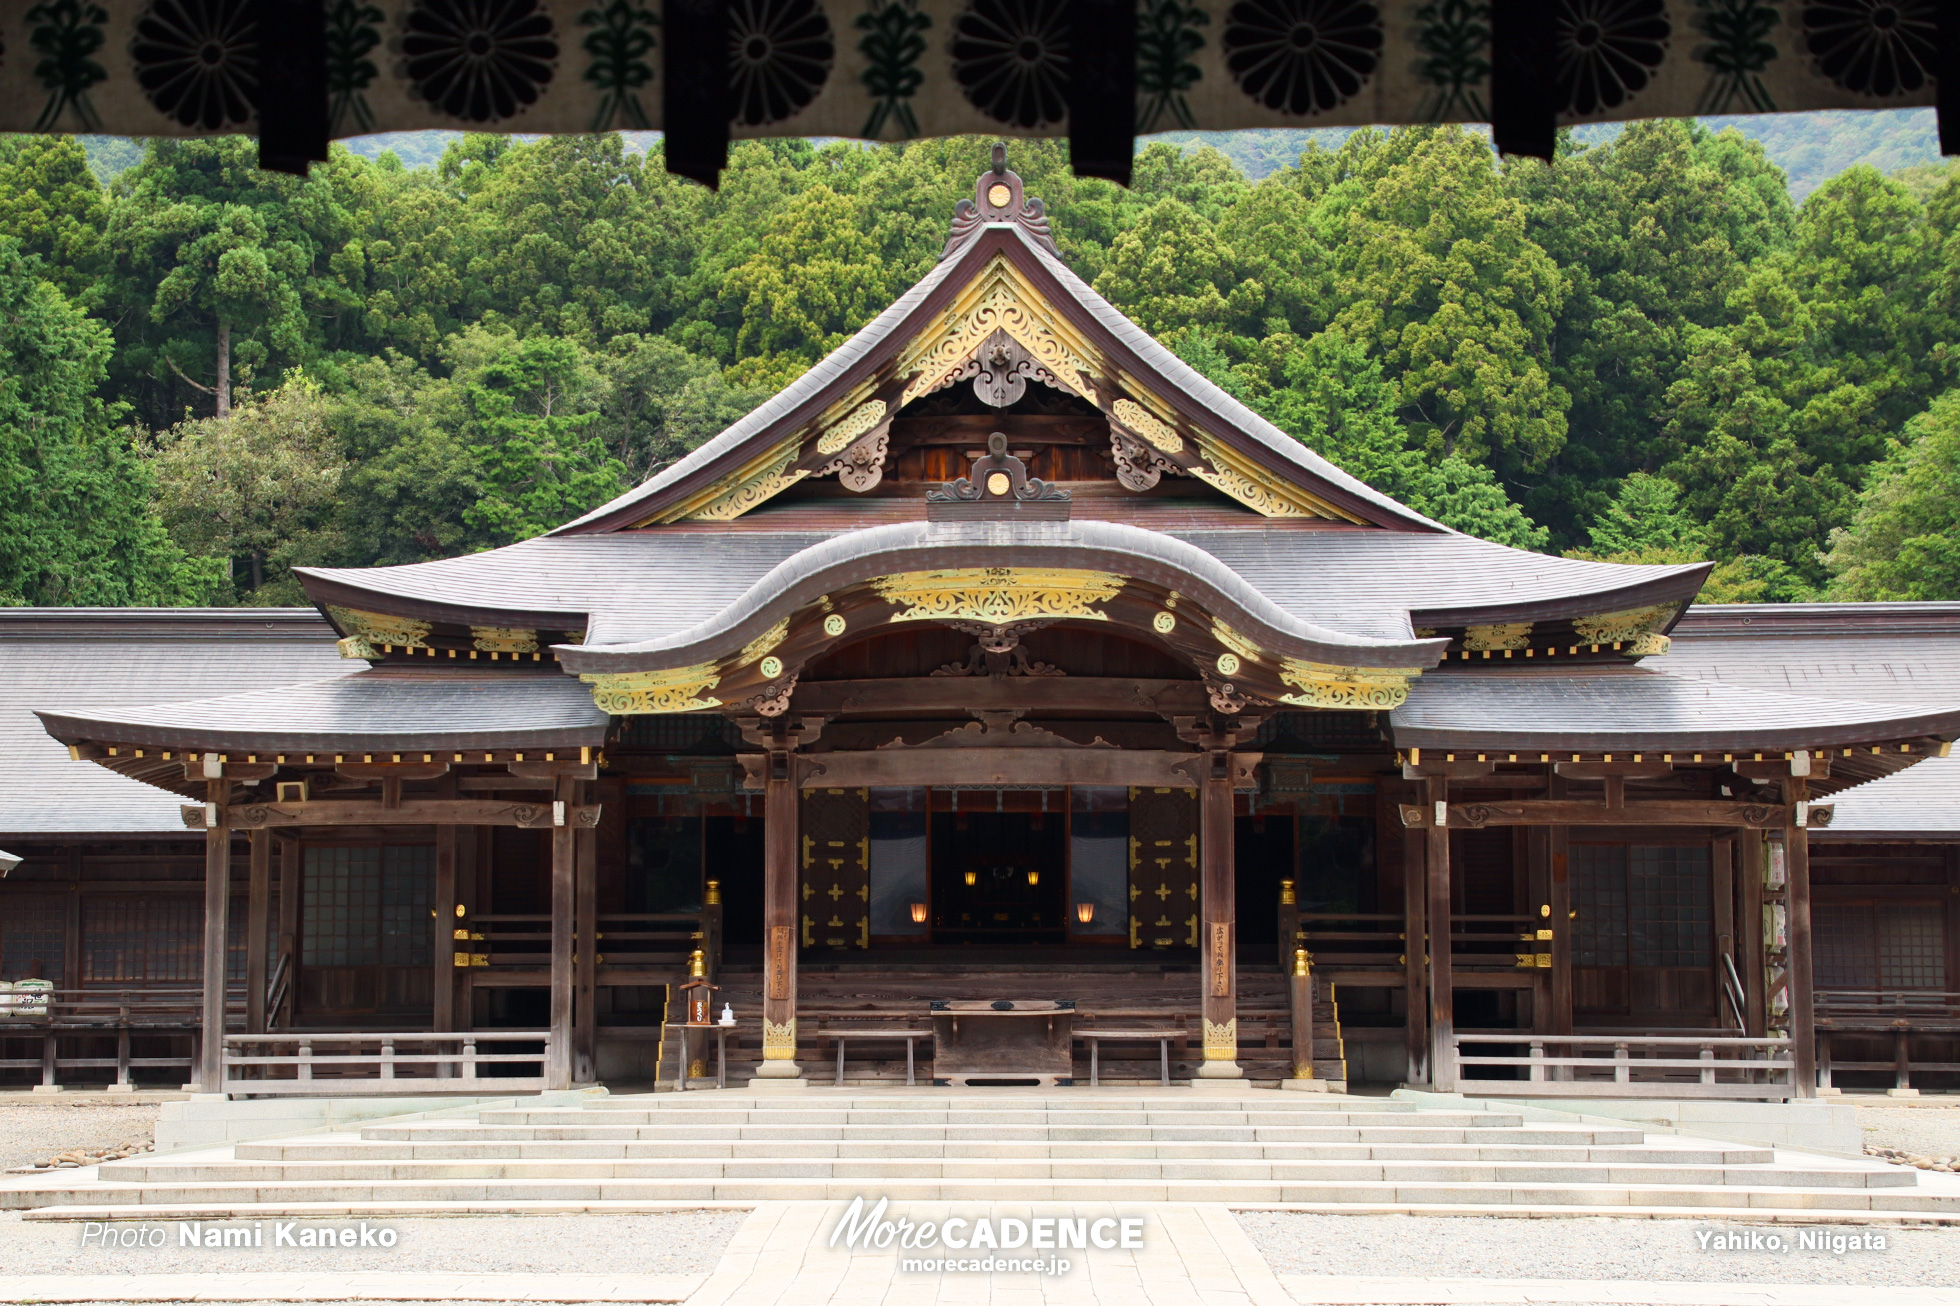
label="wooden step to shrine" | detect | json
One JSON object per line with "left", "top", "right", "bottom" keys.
{"left": 11, "top": 1090, "right": 1958, "bottom": 1221}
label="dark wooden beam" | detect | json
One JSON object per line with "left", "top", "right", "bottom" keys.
{"left": 184, "top": 800, "right": 603, "bottom": 830}
{"left": 1554, "top": 761, "right": 1673, "bottom": 780}
{"left": 1400, "top": 799, "right": 1793, "bottom": 829}
{"left": 336, "top": 762, "right": 450, "bottom": 781}
{"left": 785, "top": 677, "right": 1209, "bottom": 717}
{"left": 1402, "top": 760, "right": 1497, "bottom": 781}
{"left": 754, "top": 749, "right": 1259, "bottom": 791}
{"left": 510, "top": 760, "right": 599, "bottom": 780}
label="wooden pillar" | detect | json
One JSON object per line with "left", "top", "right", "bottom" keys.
{"left": 1786, "top": 780, "right": 1817, "bottom": 1098}
{"left": 757, "top": 755, "right": 802, "bottom": 1079}
{"left": 433, "top": 823, "right": 457, "bottom": 1034}
{"left": 277, "top": 836, "right": 300, "bottom": 1028}
{"left": 1425, "top": 777, "right": 1456, "bottom": 1092}
{"left": 1548, "top": 771, "right": 1573, "bottom": 1038}
{"left": 1712, "top": 835, "right": 1736, "bottom": 1028}
{"left": 1739, "top": 827, "right": 1766, "bottom": 1036}
{"left": 1402, "top": 818, "right": 1428, "bottom": 1084}
{"left": 198, "top": 779, "right": 231, "bottom": 1094}
{"left": 547, "top": 776, "right": 576, "bottom": 1090}
{"left": 574, "top": 821, "right": 598, "bottom": 1082}
{"left": 245, "top": 829, "right": 270, "bottom": 1035}
{"left": 1198, "top": 751, "right": 1241, "bottom": 1079}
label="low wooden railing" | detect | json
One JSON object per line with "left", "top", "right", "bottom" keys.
{"left": 222, "top": 1031, "right": 551, "bottom": 1096}
{"left": 1454, "top": 1033, "right": 1795, "bottom": 1100}
{"left": 0, "top": 986, "right": 248, "bottom": 1089}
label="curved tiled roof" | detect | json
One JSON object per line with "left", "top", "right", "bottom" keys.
{"left": 295, "top": 524, "right": 1710, "bottom": 653}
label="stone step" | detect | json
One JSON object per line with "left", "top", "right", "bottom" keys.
{"left": 10, "top": 1177, "right": 1952, "bottom": 1211}
{"left": 21, "top": 1198, "right": 1938, "bottom": 1224}
{"left": 463, "top": 1108, "right": 1517, "bottom": 1129}
{"left": 103, "top": 1158, "right": 1906, "bottom": 1187}
{"left": 357, "top": 1123, "right": 1621, "bottom": 1146}
{"left": 237, "top": 1139, "right": 1765, "bottom": 1165}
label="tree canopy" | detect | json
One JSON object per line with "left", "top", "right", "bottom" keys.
{"left": 4, "top": 123, "right": 1960, "bottom": 606}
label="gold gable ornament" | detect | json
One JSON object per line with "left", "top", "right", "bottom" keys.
{"left": 581, "top": 664, "right": 723, "bottom": 714}
{"left": 869, "top": 567, "right": 1126, "bottom": 625}
{"left": 1573, "top": 604, "right": 1677, "bottom": 655}
{"left": 1278, "top": 659, "right": 1414, "bottom": 711}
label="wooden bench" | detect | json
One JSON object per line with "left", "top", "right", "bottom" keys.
{"left": 826, "top": 1027, "right": 930, "bottom": 1086}
{"left": 1077, "top": 1030, "right": 1177, "bottom": 1086}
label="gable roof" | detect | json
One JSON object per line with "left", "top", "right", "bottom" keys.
{"left": 550, "top": 164, "right": 1446, "bottom": 536}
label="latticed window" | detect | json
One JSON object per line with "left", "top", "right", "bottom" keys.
{"left": 1571, "top": 844, "right": 1628, "bottom": 967}
{"left": 1572, "top": 844, "right": 1711, "bottom": 968}
{"left": 1629, "top": 846, "right": 1712, "bottom": 967}
{"left": 304, "top": 846, "right": 434, "bottom": 968}
{"left": 82, "top": 896, "right": 200, "bottom": 983}
{"left": 1817, "top": 903, "right": 1946, "bottom": 990}
{"left": 1, "top": 898, "right": 65, "bottom": 981}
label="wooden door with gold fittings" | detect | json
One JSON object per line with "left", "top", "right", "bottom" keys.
{"left": 801, "top": 788, "right": 869, "bottom": 950}
{"left": 1128, "top": 787, "right": 1199, "bottom": 949}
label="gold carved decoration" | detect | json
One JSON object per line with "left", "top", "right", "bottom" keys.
{"left": 471, "top": 626, "right": 538, "bottom": 654}
{"left": 1113, "top": 398, "right": 1184, "bottom": 455}
{"left": 815, "top": 399, "right": 888, "bottom": 455}
{"left": 329, "top": 606, "right": 431, "bottom": 659}
{"left": 581, "top": 663, "right": 723, "bottom": 714}
{"left": 738, "top": 617, "right": 791, "bottom": 666}
{"left": 1573, "top": 603, "right": 1676, "bottom": 655}
{"left": 683, "top": 446, "right": 809, "bottom": 522}
{"left": 1462, "top": 622, "right": 1532, "bottom": 652}
{"left": 1188, "top": 435, "right": 1361, "bottom": 522}
{"left": 1277, "top": 659, "right": 1415, "bottom": 711}
{"left": 868, "top": 567, "right": 1126, "bottom": 625}
{"left": 1202, "top": 1017, "right": 1238, "bottom": 1059}
{"left": 762, "top": 1017, "right": 797, "bottom": 1059}
{"left": 898, "top": 255, "right": 1098, "bottom": 405}
{"left": 1212, "top": 620, "right": 1264, "bottom": 663}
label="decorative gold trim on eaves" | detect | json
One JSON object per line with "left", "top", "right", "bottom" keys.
{"left": 869, "top": 567, "right": 1126, "bottom": 625}
{"left": 1463, "top": 622, "right": 1532, "bottom": 652}
{"left": 673, "top": 445, "right": 809, "bottom": 523}
{"left": 329, "top": 607, "right": 431, "bottom": 659}
{"left": 898, "top": 254, "right": 1099, "bottom": 406}
{"left": 737, "top": 617, "right": 791, "bottom": 666}
{"left": 1573, "top": 603, "right": 1676, "bottom": 654}
{"left": 1277, "top": 659, "right": 1415, "bottom": 711}
{"left": 1189, "top": 436, "right": 1359, "bottom": 522}
{"left": 472, "top": 626, "right": 538, "bottom": 654}
{"left": 581, "top": 664, "right": 723, "bottom": 714}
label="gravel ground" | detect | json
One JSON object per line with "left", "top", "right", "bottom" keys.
{"left": 1237, "top": 1212, "right": 1960, "bottom": 1287}
{"left": 0, "top": 1098, "right": 161, "bottom": 1171}
{"left": 0, "top": 1209, "right": 747, "bottom": 1276}
{"left": 1857, "top": 1103, "right": 1960, "bottom": 1164}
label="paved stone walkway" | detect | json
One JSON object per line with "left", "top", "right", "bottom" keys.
{"left": 5, "top": 1201, "right": 1960, "bottom": 1304}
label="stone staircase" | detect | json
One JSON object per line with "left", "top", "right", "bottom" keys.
{"left": 11, "top": 1090, "right": 1957, "bottom": 1222}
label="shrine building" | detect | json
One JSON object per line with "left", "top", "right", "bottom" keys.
{"left": 12, "top": 157, "right": 1960, "bottom": 1100}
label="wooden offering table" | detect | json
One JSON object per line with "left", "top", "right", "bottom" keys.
{"left": 929, "top": 999, "right": 1074, "bottom": 1086}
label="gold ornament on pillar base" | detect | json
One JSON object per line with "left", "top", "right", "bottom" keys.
{"left": 761, "top": 1018, "right": 797, "bottom": 1059}
{"left": 1195, "top": 1016, "right": 1245, "bottom": 1081}
{"left": 1293, "top": 947, "right": 1313, "bottom": 978}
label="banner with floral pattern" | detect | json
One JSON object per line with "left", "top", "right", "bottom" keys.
{"left": 0, "top": 1, "right": 1936, "bottom": 144}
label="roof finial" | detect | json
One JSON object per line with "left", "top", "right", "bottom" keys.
{"left": 941, "top": 145, "right": 1060, "bottom": 261}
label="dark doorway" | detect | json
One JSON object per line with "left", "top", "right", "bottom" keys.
{"left": 1236, "top": 811, "right": 1295, "bottom": 964}
{"left": 707, "top": 813, "right": 765, "bottom": 946}
{"left": 930, "top": 808, "right": 1067, "bottom": 944}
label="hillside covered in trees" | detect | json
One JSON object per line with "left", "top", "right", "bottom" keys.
{"left": 3, "top": 123, "right": 1959, "bottom": 609}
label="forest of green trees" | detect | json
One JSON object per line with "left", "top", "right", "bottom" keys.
{"left": 3, "top": 122, "right": 1959, "bottom": 609}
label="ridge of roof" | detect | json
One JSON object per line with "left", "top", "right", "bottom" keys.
{"left": 0, "top": 608, "right": 334, "bottom": 639}
{"left": 1674, "top": 602, "right": 1960, "bottom": 638}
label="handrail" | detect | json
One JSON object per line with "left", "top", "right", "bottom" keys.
{"left": 1451, "top": 1032, "right": 1795, "bottom": 1099}
{"left": 265, "top": 952, "right": 293, "bottom": 1029}
{"left": 1721, "top": 953, "right": 1747, "bottom": 1030}
{"left": 221, "top": 1031, "right": 551, "bottom": 1096}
